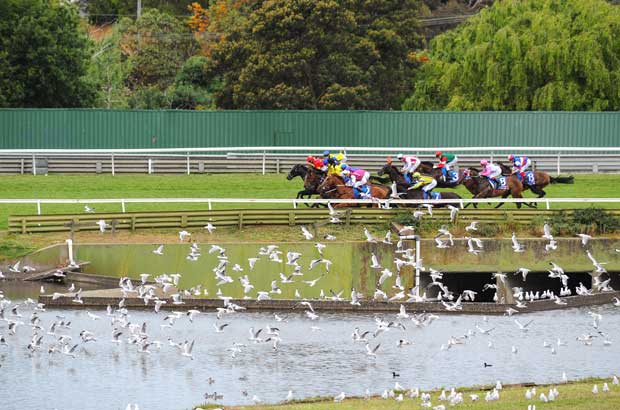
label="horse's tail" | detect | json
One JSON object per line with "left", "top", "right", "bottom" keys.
{"left": 550, "top": 175, "right": 574, "bottom": 184}
{"left": 370, "top": 175, "right": 391, "bottom": 184}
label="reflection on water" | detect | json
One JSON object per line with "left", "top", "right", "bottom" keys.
{"left": 1, "top": 284, "right": 619, "bottom": 410}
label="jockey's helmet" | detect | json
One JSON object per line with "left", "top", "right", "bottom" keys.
{"left": 323, "top": 150, "right": 330, "bottom": 157}
{"left": 480, "top": 159, "right": 488, "bottom": 166}
{"left": 435, "top": 151, "right": 442, "bottom": 158}
{"left": 397, "top": 153, "right": 403, "bottom": 160}
{"left": 306, "top": 156, "right": 313, "bottom": 162}
{"left": 412, "top": 172, "right": 421, "bottom": 178}
{"left": 508, "top": 154, "right": 514, "bottom": 161}
{"left": 340, "top": 164, "right": 347, "bottom": 170}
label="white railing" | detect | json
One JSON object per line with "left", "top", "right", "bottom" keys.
{"left": 1, "top": 197, "right": 619, "bottom": 215}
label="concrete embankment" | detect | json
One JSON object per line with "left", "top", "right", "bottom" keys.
{"left": 40, "top": 290, "right": 620, "bottom": 314}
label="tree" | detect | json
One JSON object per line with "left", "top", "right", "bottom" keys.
{"left": 202, "top": 0, "right": 423, "bottom": 109}
{"left": 0, "top": 0, "right": 95, "bottom": 107}
{"left": 403, "top": 0, "right": 620, "bottom": 111}
{"left": 118, "top": 9, "right": 199, "bottom": 91}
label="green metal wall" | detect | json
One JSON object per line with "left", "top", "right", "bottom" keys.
{"left": 1, "top": 109, "right": 618, "bottom": 149}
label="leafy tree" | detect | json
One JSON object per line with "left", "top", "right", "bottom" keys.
{"left": 87, "top": 26, "right": 132, "bottom": 108}
{"left": 0, "top": 0, "right": 95, "bottom": 107}
{"left": 118, "top": 9, "right": 199, "bottom": 91}
{"left": 203, "top": 0, "right": 422, "bottom": 109}
{"left": 403, "top": 0, "right": 620, "bottom": 111}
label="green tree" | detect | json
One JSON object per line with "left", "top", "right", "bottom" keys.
{"left": 119, "top": 9, "right": 199, "bottom": 92}
{"left": 0, "top": 0, "right": 95, "bottom": 107}
{"left": 87, "top": 26, "right": 132, "bottom": 108}
{"left": 403, "top": 0, "right": 620, "bottom": 111}
{"left": 205, "top": 0, "right": 422, "bottom": 109}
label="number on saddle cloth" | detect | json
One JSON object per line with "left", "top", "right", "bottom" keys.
{"left": 525, "top": 171, "right": 535, "bottom": 186}
{"left": 447, "top": 170, "right": 458, "bottom": 183}
{"left": 497, "top": 177, "right": 507, "bottom": 190}
{"left": 431, "top": 192, "right": 441, "bottom": 200}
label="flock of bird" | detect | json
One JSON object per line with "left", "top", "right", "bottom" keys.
{"left": 1, "top": 203, "right": 620, "bottom": 408}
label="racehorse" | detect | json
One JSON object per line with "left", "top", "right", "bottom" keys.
{"left": 378, "top": 162, "right": 462, "bottom": 206}
{"left": 416, "top": 161, "right": 465, "bottom": 188}
{"left": 316, "top": 175, "right": 391, "bottom": 208}
{"left": 287, "top": 164, "right": 325, "bottom": 201}
{"left": 462, "top": 168, "right": 533, "bottom": 209}
{"left": 496, "top": 162, "right": 574, "bottom": 198}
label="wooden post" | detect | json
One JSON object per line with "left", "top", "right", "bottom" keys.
{"left": 288, "top": 212, "right": 295, "bottom": 226}
{"left": 238, "top": 212, "right": 244, "bottom": 229}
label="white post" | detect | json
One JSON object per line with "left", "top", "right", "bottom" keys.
{"left": 32, "top": 154, "right": 37, "bottom": 176}
{"left": 546, "top": 199, "right": 550, "bottom": 210}
{"left": 65, "top": 239, "right": 75, "bottom": 267}
{"left": 415, "top": 236, "right": 421, "bottom": 297}
{"left": 111, "top": 154, "right": 115, "bottom": 176}
{"left": 208, "top": 199, "right": 212, "bottom": 210}
{"left": 293, "top": 199, "right": 297, "bottom": 209}
{"left": 186, "top": 153, "right": 190, "bottom": 175}
{"left": 556, "top": 154, "right": 561, "bottom": 175}
{"left": 148, "top": 158, "right": 152, "bottom": 174}
{"left": 36, "top": 200, "right": 41, "bottom": 215}
{"left": 262, "top": 151, "right": 266, "bottom": 175}
{"left": 121, "top": 199, "right": 126, "bottom": 213}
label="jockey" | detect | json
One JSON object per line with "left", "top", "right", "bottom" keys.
{"left": 323, "top": 150, "right": 347, "bottom": 164}
{"left": 508, "top": 154, "right": 531, "bottom": 180}
{"left": 480, "top": 159, "right": 502, "bottom": 188}
{"left": 342, "top": 166, "right": 371, "bottom": 198}
{"left": 397, "top": 153, "right": 421, "bottom": 176}
{"left": 409, "top": 172, "right": 437, "bottom": 199}
{"left": 306, "top": 155, "right": 324, "bottom": 170}
{"left": 435, "top": 151, "right": 458, "bottom": 182}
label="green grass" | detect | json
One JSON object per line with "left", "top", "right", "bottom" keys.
{"left": 0, "top": 173, "right": 619, "bottom": 231}
{"left": 195, "top": 378, "right": 620, "bottom": 410}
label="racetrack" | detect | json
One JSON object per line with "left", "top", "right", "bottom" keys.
{"left": 0, "top": 172, "right": 616, "bottom": 230}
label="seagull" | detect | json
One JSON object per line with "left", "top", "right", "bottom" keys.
{"left": 96, "top": 220, "right": 107, "bottom": 233}
{"left": 447, "top": 205, "right": 459, "bottom": 222}
{"left": 152, "top": 245, "right": 164, "bottom": 255}
{"left": 300, "top": 226, "right": 314, "bottom": 240}
{"left": 179, "top": 230, "right": 191, "bottom": 242}
{"left": 213, "top": 323, "right": 229, "bottom": 333}
{"left": 545, "top": 240, "right": 558, "bottom": 252}
{"left": 577, "top": 233, "right": 592, "bottom": 246}
{"left": 365, "top": 343, "right": 381, "bottom": 357}
{"left": 334, "top": 392, "right": 346, "bottom": 402}
{"left": 181, "top": 340, "right": 195, "bottom": 359}
{"left": 511, "top": 233, "right": 525, "bottom": 252}
{"left": 515, "top": 268, "right": 530, "bottom": 282}
{"left": 204, "top": 223, "right": 215, "bottom": 233}
{"left": 465, "top": 221, "right": 478, "bottom": 232}
{"left": 543, "top": 223, "right": 553, "bottom": 240}
{"left": 515, "top": 319, "right": 533, "bottom": 331}
{"left": 84, "top": 205, "right": 95, "bottom": 213}
{"left": 370, "top": 253, "right": 382, "bottom": 269}
{"left": 364, "top": 228, "right": 377, "bottom": 243}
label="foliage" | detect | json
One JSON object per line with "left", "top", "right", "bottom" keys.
{"left": 119, "top": 9, "right": 199, "bottom": 91}
{"left": 87, "top": 26, "right": 132, "bottom": 108}
{"left": 203, "top": 0, "right": 423, "bottom": 109}
{"left": 0, "top": 0, "right": 95, "bottom": 108}
{"left": 80, "top": 0, "right": 197, "bottom": 24}
{"left": 403, "top": 0, "right": 620, "bottom": 111}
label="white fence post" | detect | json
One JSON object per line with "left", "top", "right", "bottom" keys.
{"left": 36, "top": 200, "right": 41, "bottom": 215}
{"left": 262, "top": 150, "right": 266, "bottom": 175}
{"left": 111, "top": 154, "right": 115, "bottom": 176}
{"left": 148, "top": 158, "right": 152, "bottom": 174}
{"left": 186, "top": 153, "right": 190, "bottom": 175}
{"left": 121, "top": 199, "right": 126, "bottom": 213}
{"left": 556, "top": 154, "right": 561, "bottom": 175}
{"left": 32, "top": 154, "right": 36, "bottom": 176}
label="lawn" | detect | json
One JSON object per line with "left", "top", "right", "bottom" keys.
{"left": 196, "top": 377, "right": 620, "bottom": 410}
{"left": 0, "top": 173, "right": 618, "bottom": 231}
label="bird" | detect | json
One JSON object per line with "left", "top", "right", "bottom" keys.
{"left": 392, "top": 371, "right": 400, "bottom": 378}
{"left": 515, "top": 267, "right": 530, "bottom": 282}
{"left": 96, "top": 220, "right": 107, "bottom": 233}
{"left": 364, "top": 228, "right": 377, "bottom": 243}
{"left": 84, "top": 205, "right": 95, "bottom": 213}
{"left": 577, "top": 233, "right": 592, "bottom": 246}
{"left": 204, "top": 223, "right": 215, "bottom": 233}
{"left": 334, "top": 392, "right": 345, "bottom": 402}
{"left": 447, "top": 205, "right": 459, "bottom": 222}
{"left": 514, "top": 319, "right": 534, "bottom": 331}
{"left": 300, "top": 226, "right": 314, "bottom": 240}
{"left": 465, "top": 221, "right": 478, "bottom": 232}
{"left": 370, "top": 253, "right": 382, "bottom": 269}
{"left": 511, "top": 233, "right": 525, "bottom": 252}
{"left": 152, "top": 245, "right": 164, "bottom": 255}
{"left": 365, "top": 343, "right": 380, "bottom": 356}
{"left": 543, "top": 223, "right": 554, "bottom": 240}
{"left": 178, "top": 230, "right": 191, "bottom": 241}
{"left": 484, "top": 362, "right": 493, "bottom": 368}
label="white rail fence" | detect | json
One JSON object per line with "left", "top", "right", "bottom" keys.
{"left": 2, "top": 197, "right": 620, "bottom": 215}
{"left": 1, "top": 147, "right": 620, "bottom": 175}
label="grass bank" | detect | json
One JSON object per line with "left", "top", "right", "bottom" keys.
{"left": 196, "top": 377, "right": 620, "bottom": 410}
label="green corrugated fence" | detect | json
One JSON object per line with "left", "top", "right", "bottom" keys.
{"left": 1, "top": 109, "right": 619, "bottom": 149}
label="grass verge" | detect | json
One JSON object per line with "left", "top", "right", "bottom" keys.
{"left": 195, "top": 377, "right": 620, "bottom": 410}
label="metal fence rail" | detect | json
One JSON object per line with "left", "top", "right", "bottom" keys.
{"left": 1, "top": 147, "right": 620, "bottom": 175}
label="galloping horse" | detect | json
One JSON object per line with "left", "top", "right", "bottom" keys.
{"left": 496, "top": 162, "right": 574, "bottom": 198}
{"left": 317, "top": 175, "right": 391, "bottom": 208}
{"left": 462, "top": 169, "right": 532, "bottom": 209}
{"left": 378, "top": 162, "right": 462, "bottom": 206}
{"left": 416, "top": 161, "right": 465, "bottom": 188}
{"left": 287, "top": 164, "right": 325, "bottom": 201}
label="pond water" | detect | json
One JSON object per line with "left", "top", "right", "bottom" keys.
{"left": 1, "top": 282, "right": 619, "bottom": 410}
